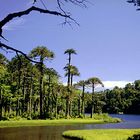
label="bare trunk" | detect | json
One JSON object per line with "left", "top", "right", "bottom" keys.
{"left": 78, "top": 96, "right": 81, "bottom": 117}
{"left": 22, "top": 75, "right": 25, "bottom": 114}
{"left": 66, "top": 54, "right": 71, "bottom": 118}
{"left": 0, "top": 87, "right": 2, "bottom": 119}
{"left": 47, "top": 75, "right": 51, "bottom": 117}
{"left": 91, "top": 83, "right": 94, "bottom": 118}
{"left": 39, "top": 60, "right": 43, "bottom": 119}
{"left": 81, "top": 85, "right": 85, "bottom": 117}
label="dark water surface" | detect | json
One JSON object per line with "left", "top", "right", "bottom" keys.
{"left": 0, "top": 114, "right": 140, "bottom": 140}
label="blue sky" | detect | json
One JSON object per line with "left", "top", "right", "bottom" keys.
{"left": 0, "top": 0, "right": 140, "bottom": 89}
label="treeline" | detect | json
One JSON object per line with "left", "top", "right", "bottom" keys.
{"left": 102, "top": 81, "right": 140, "bottom": 114}
{"left": 0, "top": 46, "right": 90, "bottom": 120}
{"left": 85, "top": 81, "right": 140, "bottom": 115}
{"left": 0, "top": 46, "right": 140, "bottom": 120}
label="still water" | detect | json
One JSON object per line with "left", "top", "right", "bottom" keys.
{"left": 0, "top": 115, "right": 140, "bottom": 140}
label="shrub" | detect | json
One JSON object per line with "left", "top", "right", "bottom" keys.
{"left": 128, "top": 134, "right": 140, "bottom": 140}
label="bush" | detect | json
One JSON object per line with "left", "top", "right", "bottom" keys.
{"left": 92, "top": 113, "right": 121, "bottom": 123}
{"left": 31, "top": 112, "right": 39, "bottom": 119}
{"left": 128, "top": 134, "right": 140, "bottom": 140}
{"left": 0, "top": 116, "right": 9, "bottom": 121}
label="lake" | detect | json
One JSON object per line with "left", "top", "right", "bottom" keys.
{"left": 0, "top": 114, "right": 140, "bottom": 140}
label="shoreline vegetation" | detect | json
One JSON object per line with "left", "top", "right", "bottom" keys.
{"left": 1, "top": 50, "right": 140, "bottom": 121}
{"left": 0, "top": 114, "right": 121, "bottom": 128}
{"left": 62, "top": 129, "right": 140, "bottom": 140}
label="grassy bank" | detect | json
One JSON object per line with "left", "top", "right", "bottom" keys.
{"left": 0, "top": 119, "right": 103, "bottom": 128}
{"left": 63, "top": 129, "right": 140, "bottom": 140}
{"left": 0, "top": 114, "right": 121, "bottom": 128}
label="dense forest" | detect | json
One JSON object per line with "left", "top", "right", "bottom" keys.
{"left": 0, "top": 46, "right": 140, "bottom": 120}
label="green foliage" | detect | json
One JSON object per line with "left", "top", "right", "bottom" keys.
{"left": 128, "top": 134, "right": 140, "bottom": 140}
{"left": 64, "top": 48, "right": 77, "bottom": 55}
{"left": 1, "top": 49, "right": 140, "bottom": 121}
{"left": 63, "top": 129, "right": 140, "bottom": 140}
{"left": 102, "top": 82, "right": 140, "bottom": 114}
{"left": 92, "top": 113, "right": 121, "bottom": 123}
{"left": 29, "top": 46, "right": 54, "bottom": 60}
{"left": 0, "top": 116, "right": 120, "bottom": 128}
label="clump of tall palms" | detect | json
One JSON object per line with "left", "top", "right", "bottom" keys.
{"left": 29, "top": 46, "right": 54, "bottom": 119}
{"left": 74, "top": 80, "right": 88, "bottom": 117}
{"left": 0, "top": 49, "right": 106, "bottom": 120}
{"left": 64, "top": 48, "right": 79, "bottom": 118}
{"left": 87, "top": 77, "right": 104, "bottom": 118}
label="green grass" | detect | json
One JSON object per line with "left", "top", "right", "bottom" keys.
{"left": 0, "top": 114, "right": 121, "bottom": 128}
{"left": 63, "top": 129, "right": 140, "bottom": 140}
{"left": 90, "top": 113, "right": 121, "bottom": 123}
{"left": 0, "top": 119, "right": 107, "bottom": 128}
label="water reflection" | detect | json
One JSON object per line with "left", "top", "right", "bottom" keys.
{"left": 0, "top": 115, "right": 140, "bottom": 140}
{"left": 0, "top": 125, "right": 87, "bottom": 140}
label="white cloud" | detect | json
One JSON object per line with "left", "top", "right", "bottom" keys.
{"left": 2, "top": 18, "right": 25, "bottom": 31}
{"left": 62, "top": 80, "right": 133, "bottom": 92}
{"left": 102, "top": 81, "right": 133, "bottom": 89}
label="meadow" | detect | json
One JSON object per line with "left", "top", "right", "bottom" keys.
{"left": 63, "top": 129, "right": 140, "bottom": 140}
{"left": 0, "top": 114, "right": 121, "bottom": 128}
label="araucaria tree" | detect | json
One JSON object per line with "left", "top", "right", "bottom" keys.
{"left": 64, "top": 65, "right": 80, "bottom": 86}
{"left": 0, "top": 53, "right": 9, "bottom": 119}
{"left": 74, "top": 80, "right": 88, "bottom": 117}
{"left": 87, "top": 77, "right": 104, "bottom": 118}
{"left": 64, "top": 48, "right": 77, "bottom": 118}
{"left": 29, "top": 46, "right": 54, "bottom": 119}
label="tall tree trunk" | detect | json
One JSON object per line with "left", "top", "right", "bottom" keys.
{"left": 65, "top": 95, "right": 70, "bottom": 118}
{"left": 81, "top": 85, "right": 85, "bottom": 117}
{"left": 43, "top": 81, "right": 46, "bottom": 116}
{"left": 66, "top": 54, "right": 71, "bottom": 118}
{"left": 55, "top": 94, "right": 58, "bottom": 119}
{"left": 0, "top": 86, "right": 2, "bottom": 119}
{"left": 78, "top": 95, "right": 81, "bottom": 117}
{"left": 17, "top": 60, "right": 21, "bottom": 116}
{"left": 91, "top": 83, "right": 95, "bottom": 118}
{"left": 52, "top": 87, "right": 58, "bottom": 119}
{"left": 22, "top": 74, "right": 25, "bottom": 114}
{"left": 47, "top": 75, "right": 51, "bottom": 117}
{"left": 70, "top": 74, "right": 73, "bottom": 86}
{"left": 39, "top": 60, "right": 43, "bottom": 119}
{"left": 69, "top": 74, "right": 73, "bottom": 117}
{"left": 70, "top": 100, "right": 72, "bottom": 117}
{"left": 29, "top": 75, "right": 33, "bottom": 118}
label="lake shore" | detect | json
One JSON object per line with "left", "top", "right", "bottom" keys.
{"left": 63, "top": 129, "right": 140, "bottom": 140}
{"left": 0, "top": 114, "right": 121, "bottom": 128}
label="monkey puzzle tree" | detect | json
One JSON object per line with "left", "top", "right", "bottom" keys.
{"left": 64, "top": 48, "right": 77, "bottom": 118}
{"left": 29, "top": 46, "right": 54, "bottom": 118}
{"left": 64, "top": 49, "right": 77, "bottom": 86}
{"left": 43, "top": 68, "right": 60, "bottom": 118}
{"left": 64, "top": 65, "right": 80, "bottom": 86}
{"left": 64, "top": 64, "right": 80, "bottom": 117}
{"left": 0, "top": 53, "right": 9, "bottom": 119}
{"left": 74, "top": 80, "right": 88, "bottom": 117}
{"left": 7, "top": 55, "right": 34, "bottom": 116}
{"left": 87, "top": 77, "right": 104, "bottom": 118}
